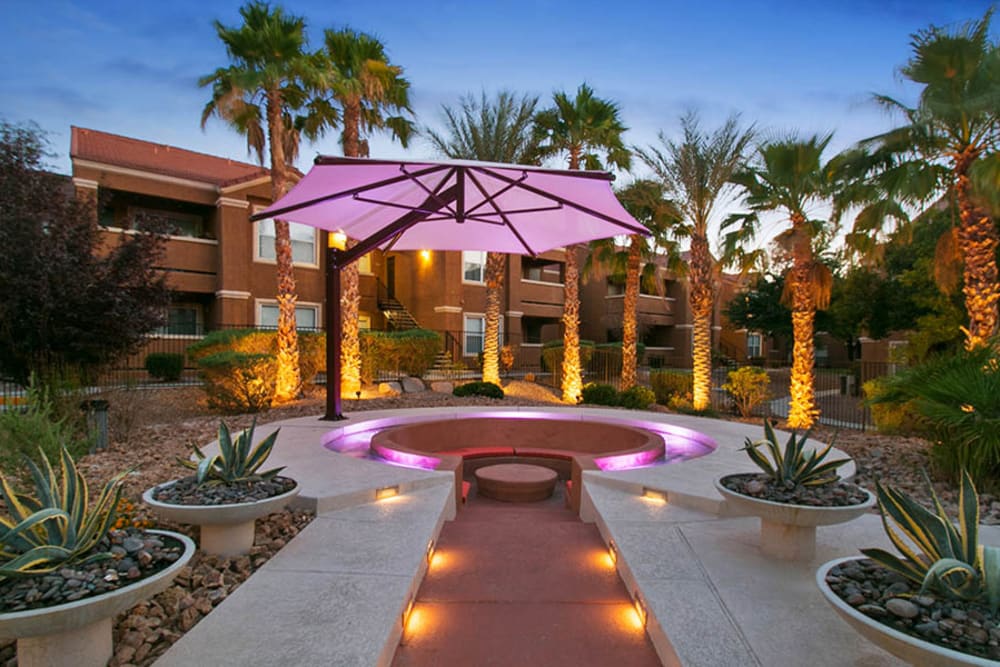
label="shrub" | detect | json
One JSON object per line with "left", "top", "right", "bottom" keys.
{"left": 523, "top": 372, "right": 536, "bottom": 383}
{"left": 187, "top": 329, "right": 325, "bottom": 385}
{"left": 619, "top": 385, "right": 656, "bottom": 410}
{"left": 453, "top": 381, "right": 504, "bottom": 399}
{"left": 180, "top": 420, "right": 284, "bottom": 484}
{"left": 862, "top": 377, "right": 920, "bottom": 435}
{"left": 650, "top": 370, "right": 693, "bottom": 405}
{"left": 196, "top": 351, "right": 276, "bottom": 413}
{"left": 360, "top": 329, "right": 440, "bottom": 382}
{"left": 0, "top": 446, "right": 125, "bottom": 579}
{"left": 0, "top": 381, "right": 87, "bottom": 474}
{"left": 145, "top": 352, "right": 184, "bottom": 382}
{"left": 868, "top": 344, "right": 1000, "bottom": 486}
{"left": 723, "top": 367, "right": 770, "bottom": 417}
{"left": 581, "top": 383, "right": 619, "bottom": 406}
{"left": 540, "top": 340, "right": 595, "bottom": 373}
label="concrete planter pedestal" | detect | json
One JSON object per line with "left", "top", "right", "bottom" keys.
{"left": 143, "top": 481, "right": 299, "bottom": 557}
{"left": 0, "top": 530, "right": 194, "bottom": 667}
{"left": 714, "top": 476, "right": 875, "bottom": 560}
{"left": 817, "top": 556, "right": 995, "bottom": 666}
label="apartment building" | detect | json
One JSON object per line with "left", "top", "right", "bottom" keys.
{"left": 71, "top": 127, "right": 776, "bottom": 372}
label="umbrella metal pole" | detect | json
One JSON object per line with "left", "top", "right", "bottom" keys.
{"left": 324, "top": 247, "right": 345, "bottom": 420}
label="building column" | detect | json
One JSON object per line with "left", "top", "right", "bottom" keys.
{"left": 214, "top": 197, "right": 253, "bottom": 327}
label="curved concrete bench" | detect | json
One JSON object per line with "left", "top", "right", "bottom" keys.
{"left": 369, "top": 417, "right": 665, "bottom": 512}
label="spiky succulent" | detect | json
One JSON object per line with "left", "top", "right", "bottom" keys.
{"left": 179, "top": 420, "right": 283, "bottom": 485}
{"left": 862, "top": 470, "right": 1000, "bottom": 613}
{"left": 0, "top": 447, "right": 125, "bottom": 579}
{"left": 741, "top": 420, "right": 850, "bottom": 487}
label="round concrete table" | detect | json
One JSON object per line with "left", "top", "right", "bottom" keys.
{"left": 475, "top": 463, "right": 558, "bottom": 502}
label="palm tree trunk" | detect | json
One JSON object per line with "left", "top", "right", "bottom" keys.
{"left": 482, "top": 252, "right": 506, "bottom": 385}
{"left": 787, "top": 217, "right": 817, "bottom": 429}
{"left": 266, "top": 91, "right": 301, "bottom": 403}
{"left": 689, "top": 233, "right": 714, "bottom": 410}
{"left": 955, "top": 150, "right": 1000, "bottom": 350}
{"left": 340, "top": 241, "right": 361, "bottom": 396}
{"left": 561, "top": 244, "right": 583, "bottom": 402}
{"left": 340, "top": 102, "right": 364, "bottom": 397}
{"left": 621, "top": 235, "right": 642, "bottom": 390}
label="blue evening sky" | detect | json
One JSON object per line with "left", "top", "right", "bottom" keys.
{"left": 1, "top": 0, "right": 994, "bottom": 239}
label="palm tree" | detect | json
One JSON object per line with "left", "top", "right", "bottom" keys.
{"left": 534, "top": 84, "right": 631, "bottom": 402}
{"left": 727, "top": 135, "right": 837, "bottom": 429}
{"left": 843, "top": 10, "right": 1000, "bottom": 350}
{"left": 636, "top": 112, "right": 755, "bottom": 410}
{"left": 318, "top": 28, "right": 414, "bottom": 396}
{"left": 425, "top": 91, "right": 540, "bottom": 385}
{"left": 587, "top": 180, "right": 680, "bottom": 389}
{"left": 200, "top": 1, "right": 315, "bottom": 402}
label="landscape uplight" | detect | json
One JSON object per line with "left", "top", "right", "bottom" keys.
{"left": 375, "top": 485, "right": 400, "bottom": 501}
{"left": 641, "top": 487, "right": 668, "bottom": 504}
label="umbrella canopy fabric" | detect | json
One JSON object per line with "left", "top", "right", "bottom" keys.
{"left": 252, "top": 156, "right": 649, "bottom": 255}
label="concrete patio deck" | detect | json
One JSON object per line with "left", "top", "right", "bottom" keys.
{"left": 152, "top": 406, "right": 996, "bottom": 666}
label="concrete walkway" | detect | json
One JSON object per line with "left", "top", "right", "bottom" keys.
{"left": 151, "top": 406, "right": 997, "bottom": 666}
{"left": 392, "top": 486, "right": 660, "bottom": 666}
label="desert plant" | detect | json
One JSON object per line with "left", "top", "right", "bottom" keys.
{"left": 0, "top": 446, "right": 125, "bottom": 578}
{"left": 619, "top": 385, "right": 656, "bottom": 410}
{"left": 581, "top": 383, "right": 619, "bottom": 406}
{"left": 145, "top": 352, "right": 184, "bottom": 382}
{"left": 862, "top": 470, "right": 1000, "bottom": 613}
{"left": 179, "top": 420, "right": 284, "bottom": 485}
{"left": 0, "top": 381, "right": 87, "bottom": 474}
{"left": 868, "top": 344, "right": 1000, "bottom": 486}
{"left": 649, "top": 370, "right": 693, "bottom": 405}
{"left": 452, "top": 382, "right": 504, "bottom": 399}
{"left": 197, "top": 351, "right": 276, "bottom": 413}
{"left": 723, "top": 366, "right": 770, "bottom": 417}
{"left": 862, "top": 377, "right": 921, "bottom": 435}
{"left": 742, "top": 420, "right": 850, "bottom": 487}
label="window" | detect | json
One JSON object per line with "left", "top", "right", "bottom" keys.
{"left": 358, "top": 314, "right": 372, "bottom": 331}
{"left": 357, "top": 253, "right": 372, "bottom": 274}
{"left": 521, "top": 257, "right": 563, "bottom": 283}
{"left": 463, "top": 315, "right": 504, "bottom": 356}
{"left": 747, "top": 332, "right": 762, "bottom": 359}
{"left": 607, "top": 278, "right": 625, "bottom": 296}
{"left": 462, "top": 250, "right": 486, "bottom": 283}
{"left": 156, "top": 304, "right": 202, "bottom": 336}
{"left": 258, "top": 302, "right": 320, "bottom": 330}
{"left": 256, "top": 219, "right": 317, "bottom": 265}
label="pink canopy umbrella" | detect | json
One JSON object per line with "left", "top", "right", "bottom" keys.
{"left": 252, "top": 156, "right": 650, "bottom": 419}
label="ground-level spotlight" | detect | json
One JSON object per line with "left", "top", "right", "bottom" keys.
{"left": 641, "top": 487, "right": 668, "bottom": 504}
{"left": 375, "top": 485, "right": 400, "bottom": 501}
{"left": 632, "top": 590, "right": 648, "bottom": 628}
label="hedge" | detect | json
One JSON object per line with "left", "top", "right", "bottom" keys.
{"left": 360, "top": 329, "right": 441, "bottom": 382}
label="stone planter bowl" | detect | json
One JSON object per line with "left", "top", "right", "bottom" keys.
{"left": 0, "top": 529, "right": 195, "bottom": 667}
{"left": 143, "top": 480, "right": 299, "bottom": 557}
{"left": 715, "top": 475, "right": 875, "bottom": 560}
{"left": 817, "top": 556, "right": 996, "bottom": 666}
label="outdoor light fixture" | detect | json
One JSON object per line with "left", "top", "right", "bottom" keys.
{"left": 419, "top": 249, "right": 431, "bottom": 261}
{"left": 375, "top": 485, "right": 400, "bottom": 501}
{"left": 632, "top": 590, "right": 647, "bottom": 628}
{"left": 329, "top": 230, "right": 347, "bottom": 250}
{"left": 641, "top": 487, "right": 668, "bottom": 504}
{"left": 402, "top": 596, "right": 415, "bottom": 629}
{"left": 426, "top": 539, "right": 435, "bottom": 564}
{"left": 608, "top": 539, "right": 618, "bottom": 564}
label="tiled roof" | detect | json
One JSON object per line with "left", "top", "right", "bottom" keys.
{"left": 70, "top": 127, "right": 269, "bottom": 187}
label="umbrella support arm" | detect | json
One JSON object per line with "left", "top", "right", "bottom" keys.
{"left": 322, "top": 186, "right": 460, "bottom": 421}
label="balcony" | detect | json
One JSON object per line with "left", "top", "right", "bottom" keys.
{"left": 519, "top": 279, "right": 564, "bottom": 318}
{"left": 604, "top": 294, "right": 675, "bottom": 326}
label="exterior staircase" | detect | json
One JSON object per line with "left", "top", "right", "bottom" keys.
{"left": 379, "top": 295, "right": 420, "bottom": 331}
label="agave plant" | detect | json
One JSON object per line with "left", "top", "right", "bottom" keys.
{"left": 0, "top": 447, "right": 125, "bottom": 579}
{"left": 180, "top": 420, "right": 284, "bottom": 485}
{"left": 741, "top": 420, "right": 850, "bottom": 487}
{"left": 862, "top": 470, "right": 1000, "bottom": 613}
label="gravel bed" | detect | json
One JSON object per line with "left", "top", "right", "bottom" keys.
{"left": 825, "top": 558, "right": 1000, "bottom": 661}
{"left": 0, "top": 529, "right": 185, "bottom": 613}
{"left": 151, "top": 476, "right": 296, "bottom": 506}
{"left": 720, "top": 472, "right": 871, "bottom": 506}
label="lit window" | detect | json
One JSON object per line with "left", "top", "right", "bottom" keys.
{"left": 258, "top": 303, "right": 320, "bottom": 330}
{"left": 747, "top": 333, "right": 762, "bottom": 359}
{"left": 462, "top": 251, "right": 486, "bottom": 283}
{"left": 358, "top": 314, "right": 372, "bottom": 331}
{"left": 358, "top": 253, "right": 372, "bottom": 274}
{"left": 257, "top": 219, "right": 317, "bottom": 265}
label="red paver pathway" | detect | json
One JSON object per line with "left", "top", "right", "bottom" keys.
{"left": 392, "top": 484, "right": 661, "bottom": 666}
